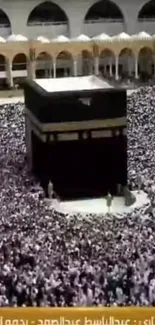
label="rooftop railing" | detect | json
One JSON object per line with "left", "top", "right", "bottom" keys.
{"left": 138, "top": 17, "right": 155, "bottom": 21}
{"left": 0, "top": 23, "right": 10, "bottom": 27}
{"left": 27, "top": 21, "right": 68, "bottom": 26}
{"left": 84, "top": 18, "right": 124, "bottom": 23}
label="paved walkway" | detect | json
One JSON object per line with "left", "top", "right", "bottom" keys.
{"left": 0, "top": 97, "right": 24, "bottom": 105}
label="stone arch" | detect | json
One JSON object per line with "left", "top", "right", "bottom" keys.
{"left": 138, "top": 0, "right": 155, "bottom": 19}
{"left": 12, "top": 53, "right": 27, "bottom": 70}
{"left": 81, "top": 50, "right": 93, "bottom": 75}
{"left": 0, "top": 9, "right": 11, "bottom": 27}
{"left": 27, "top": 1, "right": 68, "bottom": 25}
{"left": 36, "top": 52, "right": 52, "bottom": 78}
{"left": 119, "top": 48, "right": 135, "bottom": 79}
{"left": 100, "top": 49, "right": 115, "bottom": 77}
{"left": 138, "top": 47, "right": 154, "bottom": 80}
{"left": 0, "top": 54, "right": 6, "bottom": 71}
{"left": 84, "top": 0, "right": 124, "bottom": 21}
{"left": 56, "top": 51, "right": 73, "bottom": 77}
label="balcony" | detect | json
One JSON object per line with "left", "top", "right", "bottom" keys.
{"left": 27, "top": 21, "right": 68, "bottom": 38}
{"left": 84, "top": 18, "right": 124, "bottom": 37}
{"left": 0, "top": 23, "right": 11, "bottom": 37}
{"left": 137, "top": 18, "right": 155, "bottom": 34}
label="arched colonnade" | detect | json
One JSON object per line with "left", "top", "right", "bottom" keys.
{"left": 33, "top": 47, "right": 155, "bottom": 81}
{"left": 97, "top": 46, "right": 155, "bottom": 80}
{"left": 0, "top": 40, "right": 155, "bottom": 88}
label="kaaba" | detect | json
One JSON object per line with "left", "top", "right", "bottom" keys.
{"left": 23, "top": 76, "right": 127, "bottom": 200}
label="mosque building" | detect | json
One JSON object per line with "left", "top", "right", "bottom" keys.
{"left": 0, "top": 0, "right": 155, "bottom": 87}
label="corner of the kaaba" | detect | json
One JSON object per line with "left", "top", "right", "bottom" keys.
{"left": 23, "top": 77, "right": 127, "bottom": 200}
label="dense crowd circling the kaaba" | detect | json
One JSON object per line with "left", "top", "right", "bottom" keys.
{"left": 1, "top": 87, "right": 155, "bottom": 306}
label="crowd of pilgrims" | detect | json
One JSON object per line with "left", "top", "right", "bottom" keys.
{"left": 1, "top": 87, "right": 155, "bottom": 306}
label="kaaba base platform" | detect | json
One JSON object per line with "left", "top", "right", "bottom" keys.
{"left": 45, "top": 191, "right": 150, "bottom": 217}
